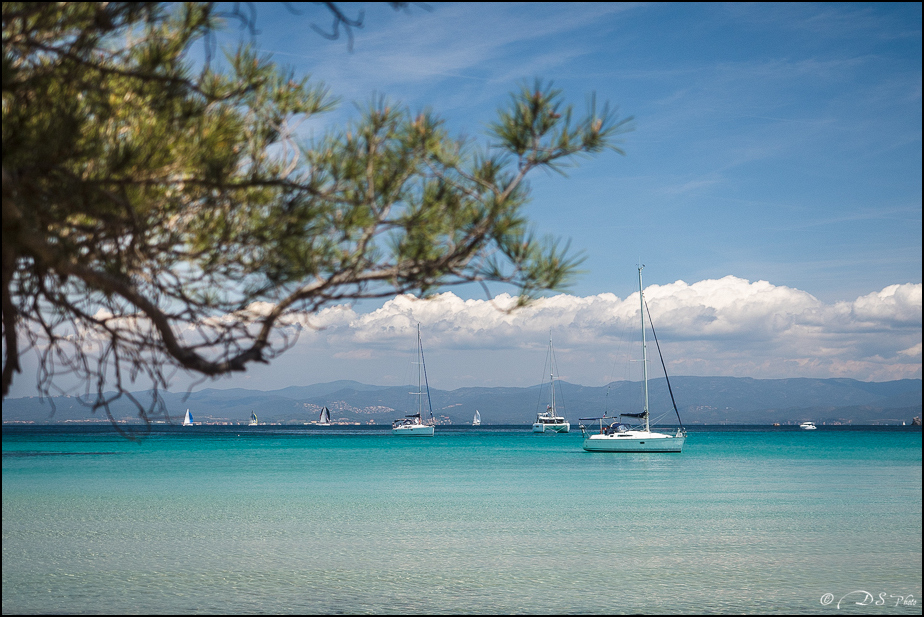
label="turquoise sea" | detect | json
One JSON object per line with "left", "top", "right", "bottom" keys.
{"left": 2, "top": 425, "right": 921, "bottom": 615}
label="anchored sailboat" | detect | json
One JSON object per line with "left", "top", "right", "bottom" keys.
{"left": 580, "top": 266, "right": 686, "bottom": 452}
{"left": 532, "top": 335, "right": 570, "bottom": 433}
{"left": 318, "top": 406, "right": 332, "bottom": 426}
{"left": 393, "top": 324, "right": 436, "bottom": 436}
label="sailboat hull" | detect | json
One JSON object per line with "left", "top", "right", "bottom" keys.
{"left": 532, "top": 422, "right": 570, "bottom": 433}
{"left": 582, "top": 432, "right": 684, "bottom": 452}
{"left": 392, "top": 424, "right": 435, "bottom": 436}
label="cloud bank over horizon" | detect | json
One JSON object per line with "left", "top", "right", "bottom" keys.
{"left": 288, "top": 276, "right": 921, "bottom": 388}
{"left": 8, "top": 276, "right": 919, "bottom": 398}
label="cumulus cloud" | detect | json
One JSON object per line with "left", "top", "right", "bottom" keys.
{"left": 29, "top": 276, "right": 915, "bottom": 396}
{"left": 292, "top": 278, "right": 922, "bottom": 385}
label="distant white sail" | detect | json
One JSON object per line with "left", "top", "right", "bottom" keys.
{"left": 318, "top": 406, "right": 331, "bottom": 426}
{"left": 183, "top": 409, "right": 194, "bottom": 426}
{"left": 473, "top": 410, "right": 481, "bottom": 426}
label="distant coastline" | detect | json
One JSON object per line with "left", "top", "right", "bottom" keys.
{"left": 2, "top": 424, "right": 921, "bottom": 433}
{"left": 2, "top": 376, "right": 920, "bottom": 427}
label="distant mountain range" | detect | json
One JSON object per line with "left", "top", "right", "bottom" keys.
{"left": 2, "top": 377, "right": 921, "bottom": 426}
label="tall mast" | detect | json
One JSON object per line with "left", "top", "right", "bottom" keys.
{"left": 639, "top": 266, "right": 650, "bottom": 432}
{"left": 417, "top": 323, "right": 435, "bottom": 424}
{"left": 417, "top": 323, "right": 423, "bottom": 417}
{"left": 549, "top": 332, "right": 555, "bottom": 414}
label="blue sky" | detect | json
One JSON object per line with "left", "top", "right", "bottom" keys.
{"left": 253, "top": 1, "right": 921, "bottom": 302}
{"left": 9, "top": 2, "right": 922, "bottom": 398}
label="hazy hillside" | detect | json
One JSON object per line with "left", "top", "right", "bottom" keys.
{"left": 2, "top": 377, "right": 920, "bottom": 426}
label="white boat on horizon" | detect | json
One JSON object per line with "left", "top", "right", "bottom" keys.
{"left": 532, "top": 335, "right": 570, "bottom": 433}
{"left": 182, "top": 409, "right": 195, "bottom": 426}
{"left": 799, "top": 421, "right": 817, "bottom": 430}
{"left": 249, "top": 411, "right": 258, "bottom": 426}
{"left": 318, "top": 406, "right": 332, "bottom": 426}
{"left": 393, "top": 324, "right": 436, "bottom": 436}
{"left": 581, "top": 266, "right": 686, "bottom": 453}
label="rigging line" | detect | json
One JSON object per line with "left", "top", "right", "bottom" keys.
{"left": 418, "top": 331, "right": 435, "bottom": 421}
{"left": 644, "top": 299, "right": 685, "bottom": 430}
{"left": 535, "top": 335, "right": 553, "bottom": 413}
{"left": 550, "top": 338, "right": 568, "bottom": 417}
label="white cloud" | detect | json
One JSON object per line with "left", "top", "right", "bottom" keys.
{"left": 289, "top": 278, "right": 922, "bottom": 386}
{"left": 846, "top": 283, "right": 922, "bottom": 325}
{"left": 15, "top": 276, "right": 918, "bottom": 397}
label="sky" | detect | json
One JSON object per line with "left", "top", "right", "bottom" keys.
{"left": 9, "top": 2, "right": 922, "bottom": 397}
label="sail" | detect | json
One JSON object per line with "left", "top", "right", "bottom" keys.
{"left": 183, "top": 409, "right": 193, "bottom": 426}
{"left": 250, "top": 411, "right": 258, "bottom": 425}
{"left": 319, "top": 406, "right": 331, "bottom": 424}
{"left": 473, "top": 410, "right": 481, "bottom": 425}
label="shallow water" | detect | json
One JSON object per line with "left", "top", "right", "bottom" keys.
{"left": 3, "top": 425, "right": 921, "bottom": 614}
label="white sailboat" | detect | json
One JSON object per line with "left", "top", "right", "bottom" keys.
{"left": 581, "top": 266, "right": 686, "bottom": 453}
{"left": 473, "top": 409, "right": 481, "bottom": 426}
{"left": 393, "top": 324, "right": 436, "bottom": 436}
{"left": 532, "top": 335, "right": 570, "bottom": 433}
{"left": 249, "top": 411, "right": 258, "bottom": 426}
{"left": 182, "top": 408, "right": 194, "bottom": 426}
{"left": 318, "top": 406, "right": 332, "bottom": 426}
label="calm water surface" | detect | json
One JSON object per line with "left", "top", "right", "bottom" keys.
{"left": 2, "top": 425, "right": 921, "bottom": 615}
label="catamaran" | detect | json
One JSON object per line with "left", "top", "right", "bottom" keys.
{"left": 580, "top": 266, "right": 686, "bottom": 452}
{"left": 392, "top": 324, "right": 436, "bottom": 436}
{"left": 318, "top": 406, "right": 332, "bottom": 426}
{"left": 532, "top": 335, "right": 570, "bottom": 433}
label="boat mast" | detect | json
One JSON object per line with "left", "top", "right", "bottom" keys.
{"left": 417, "top": 323, "right": 423, "bottom": 418}
{"left": 416, "top": 323, "right": 435, "bottom": 425}
{"left": 639, "top": 266, "right": 650, "bottom": 432}
{"left": 549, "top": 333, "right": 555, "bottom": 415}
